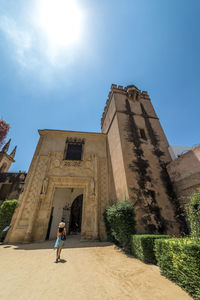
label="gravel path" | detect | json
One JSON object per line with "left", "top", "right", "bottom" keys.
{"left": 0, "top": 235, "right": 192, "bottom": 300}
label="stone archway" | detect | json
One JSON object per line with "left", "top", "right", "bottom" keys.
{"left": 5, "top": 153, "right": 109, "bottom": 243}
{"left": 31, "top": 176, "right": 99, "bottom": 242}
{"left": 47, "top": 187, "right": 83, "bottom": 240}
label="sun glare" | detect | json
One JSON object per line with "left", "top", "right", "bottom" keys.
{"left": 38, "top": 0, "right": 82, "bottom": 48}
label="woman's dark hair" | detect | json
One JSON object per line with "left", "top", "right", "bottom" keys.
{"left": 58, "top": 227, "right": 64, "bottom": 233}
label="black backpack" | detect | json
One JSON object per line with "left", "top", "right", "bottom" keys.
{"left": 61, "top": 232, "right": 66, "bottom": 240}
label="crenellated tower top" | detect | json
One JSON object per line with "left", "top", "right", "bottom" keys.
{"left": 101, "top": 84, "right": 150, "bottom": 128}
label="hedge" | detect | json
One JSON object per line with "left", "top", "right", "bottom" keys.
{"left": 0, "top": 200, "right": 18, "bottom": 241}
{"left": 154, "top": 237, "right": 200, "bottom": 300}
{"left": 104, "top": 201, "right": 135, "bottom": 250}
{"left": 186, "top": 189, "right": 200, "bottom": 237}
{"left": 131, "top": 234, "right": 169, "bottom": 264}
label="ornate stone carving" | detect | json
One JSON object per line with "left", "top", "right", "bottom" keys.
{"left": 66, "top": 137, "right": 85, "bottom": 144}
{"left": 8, "top": 155, "right": 50, "bottom": 242}
{"left": 51, "top": 159, "right": 61, "bottom": 169}
{"left": 89, "top": 178, "right": 96, "bottom": 196}
{"left": 55, "top": 152, "right": 63, "bottom": 159}
{"left": 26, "top": 157, "right": 49, "bottom": 207}
{"left": 49, "top": 152, "right": 96, "bottom": 178}
{"left": 63, "top": 161, "right": 81, "bottom": 167}
{"left": 41, "top": 177, "right": 49, "bottom": 195}
{"left": 97, "top": 158, "right": 109, "bottom": 240}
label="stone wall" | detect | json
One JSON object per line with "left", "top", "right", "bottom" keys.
{"left": 0, "top": 172, "right": 26, "bottom": 203}
{"left": 167, "top": 145, "right": 200, "bottom": 207}
{"left": 0, "top": 153, "right": 13, "bottom": 172}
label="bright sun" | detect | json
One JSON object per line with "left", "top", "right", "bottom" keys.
{"left": 37, "top": 0, "right": 82, "bottom": 48}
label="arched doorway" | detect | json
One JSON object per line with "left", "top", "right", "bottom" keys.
{"left": 69, "top": 194, "right": 83, "bottom": 234}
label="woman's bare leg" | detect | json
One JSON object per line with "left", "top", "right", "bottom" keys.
{"left": 56, "top": 248, "right": 59, "bottom": 262}
{"left": 58, "top": 248, "right": 62, "bottom": 258}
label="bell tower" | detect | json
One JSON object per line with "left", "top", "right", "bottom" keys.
{"left": 101, "top": 84, "right": 187, "bottom": 235}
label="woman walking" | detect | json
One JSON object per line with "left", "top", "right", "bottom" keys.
{"left": 54, "top": 222, "right": 66, "bottom": 263}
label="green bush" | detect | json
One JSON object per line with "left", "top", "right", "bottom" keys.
{"left": 104, "top": 201, "right": 135, "bottom": 250}
{"left": 186, "top": 189, "right": 200, "bottom": 237}
{"left": 154, "top": 237, "right": 200, "bottom": 300}
{"left": 0, "top": 200, "right": 18, "bottom": 241}
{"left": 131, "top": 234, "right": 169, "bottom": 264}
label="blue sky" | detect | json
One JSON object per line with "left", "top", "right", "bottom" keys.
{"left": 0, "top": 0, "right": 200, "bottom": 172}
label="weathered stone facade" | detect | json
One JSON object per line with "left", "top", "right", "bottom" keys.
{"left": 167, "top": 145, "right": 200, "bottom": 207}
{"left": 0, "top": 139, "right": 17, "bottom": 173}
{"left": 0, "top": 172, "right": 26, "bottom": 203}
{"left": 101, "top": 84, "right": 186, "bottom": 235}
{"left": 6, "top": 131, "right": 110, "bottom": 243}
{"left": 6, "top": 84, "right": 188, "bottom": 243}
{"left": 0, "top": 139, "right": 23, "bottom": 203}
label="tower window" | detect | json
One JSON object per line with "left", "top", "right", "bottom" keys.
{"left": 64, "top": 137, "right": 85, "bottom": 160}
{"left": 139, "top": 129, "right": 147, "bottom": 140}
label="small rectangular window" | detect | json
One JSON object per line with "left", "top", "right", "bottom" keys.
{"left": 139, "top": 129, "right": 146, "bottom": 140}
{"left": 66, "top": 144, "right": 82, "bottom": 160}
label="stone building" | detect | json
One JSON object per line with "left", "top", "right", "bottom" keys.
{"left": 0, "top": 139, "right": 16, "bottom": 173}
{"left": 6, "top": 84, "right": 187, "bottom": 244}
{"left": 0, "top": 139, "right": 25, "bottom": 203}
{"left": 0, "top": 172, "right": 26, "bottom": 203}
{"left": 167, "top": 145, "right": 200, "bottom": 207}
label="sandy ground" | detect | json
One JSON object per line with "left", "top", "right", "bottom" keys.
{"left": 0, "top": 235, "right": 192, "bottom": 300}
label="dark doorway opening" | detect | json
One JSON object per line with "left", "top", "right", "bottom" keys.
{"left": 46, "top": 207, "right": 54, "bottom": 240}
{"left": 69, "top": 194, "right": 83, "bottom": 234}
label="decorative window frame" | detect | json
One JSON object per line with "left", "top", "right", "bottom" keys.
{"left": 64, "top": 137, "right": 85, "bottom": 161}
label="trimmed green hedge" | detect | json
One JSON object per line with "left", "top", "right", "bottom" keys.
{"left": 186, "top": 189, "right": 200, "bottom": 237}
{"left": 155, "top": 238, "right": 200, "bottom": 300}
{"left": 131, "top": 234, "right": 169, "bottom": 264}
{"left": 0, "top": 200, "right": 18, "bottom": 241}
{"left": 104, "top": 201, "right": 135, "bottom": 250}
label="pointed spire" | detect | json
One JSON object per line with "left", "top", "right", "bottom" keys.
{"left": 1, "top": 139, "right": 11, "bottom": 153}
{"left": 10, "top": 146, "right": 17, "bottom": 159}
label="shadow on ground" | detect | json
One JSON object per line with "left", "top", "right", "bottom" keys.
{"left": 1, "top": 235, "right": 112, "bottom": 251}
{"left": 54, "top": 259, "right": 67, "bottom": 264}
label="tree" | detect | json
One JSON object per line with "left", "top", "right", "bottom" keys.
{"left": 0, "top": 200, "right": 18, "bottom": 241}
{"left": 0, "top": 119, "right": 10, "bottom": 148}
